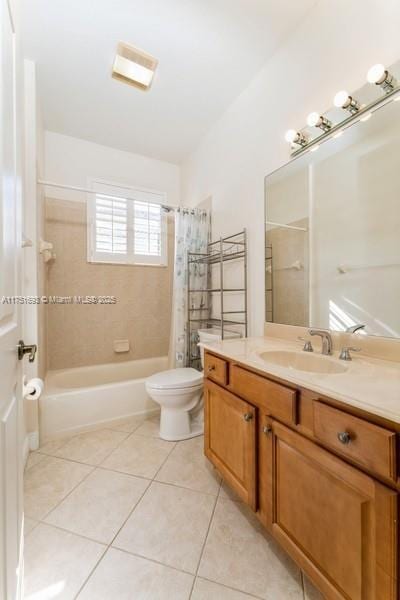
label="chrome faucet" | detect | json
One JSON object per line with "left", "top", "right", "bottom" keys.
{"left": 308, "top": 329, "right": 333, "bottom": 355}
{"left": 346, "top": 324, "right": 366, "bottom": 334}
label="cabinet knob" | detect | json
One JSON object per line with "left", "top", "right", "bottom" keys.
{"left": 243, "top": 412, "right": 253, "bottom": 422}
{"left": 337, "top": 431, "right": 351, "bottom": 445}
{"left": 207, "top": 365, "right": 216, "bottom": 372}
{"left": 262, "top": 425, "right": 272, "bottom": 435}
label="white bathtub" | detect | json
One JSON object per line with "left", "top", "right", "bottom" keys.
{"left": 40, "top": 356, "right": 167, "bottom": 441}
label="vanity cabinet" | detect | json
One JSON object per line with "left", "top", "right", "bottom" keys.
{"left": 204, "top": 379, "right": 257, "bottom": 508}
{"left": 264, "top": 418, "right": 397, "bottom": 600}
{"left": 204, "top": 350, "right": 399, "bottom": 600}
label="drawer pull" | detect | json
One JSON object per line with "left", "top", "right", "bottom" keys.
{"left": 207, "top": 365, "right": 216, "bottom": 372}
{"left": 262, "top": 425, "right": 272, "bottom": 435}
{"left": 337, "top": 431, "right": 352, "bottom": 445}
{"left": 243, "top": 412, "right": 253, "bottom": 422}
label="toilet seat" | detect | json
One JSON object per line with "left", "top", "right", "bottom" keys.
{"left": 146, "top": 367, "right": 203, "bottom": 391}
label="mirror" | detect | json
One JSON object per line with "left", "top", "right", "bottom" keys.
{"left": 265, "top": 90, "right": 400, "bottom": 338}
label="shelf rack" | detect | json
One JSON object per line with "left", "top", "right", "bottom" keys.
{"left": 187, "top": 229, "right": 248, "bottom": 368}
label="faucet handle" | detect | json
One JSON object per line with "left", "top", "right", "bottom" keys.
{"left": 339, "top": 346, "right": 361, "bottom": 361}
{"left": 298, "top": 336, "right": 314, "bottom": 353}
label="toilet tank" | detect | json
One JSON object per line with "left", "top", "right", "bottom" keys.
{"left": 197, "top": 328, "right": 242, "bottom": 369}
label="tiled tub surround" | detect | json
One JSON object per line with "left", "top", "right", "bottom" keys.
{"left": 24, "top": 414, "right": 322, "bottom": 600}
{"left": 45, "top": 197, "right": 174, "bottom": 370}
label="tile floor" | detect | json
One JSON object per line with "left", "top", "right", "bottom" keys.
{"left": 24, "top": 414, "right": 324, "bottom": 600}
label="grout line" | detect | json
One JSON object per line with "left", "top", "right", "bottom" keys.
{"left": 188, "top": 479, "right": 221, "bottom": 599}
{"left": 26, "top": 427, "right": 286, "bottom": 600}
{"left": 108, "top": 545, "right": 197, "bottom": 577}
{"left": 72, "top": 436, "right": 182, "bottom": 598}
{"left": 73, "top": 542, "right": 109, "bottom": 600}
{"left": 195, "top": 575, "right": 266, "bottom": 600}
{"left": 33, "top": 462, "right": 96, "bottom": 523}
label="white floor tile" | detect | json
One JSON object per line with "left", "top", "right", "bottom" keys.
{"left": 102, "top": 433, "right": 174, "bottom": 478}
{"left": 192, "top": 578, "right": 261, "bottom": 599}
{"left": 44, "top": 468, "right": 150, "bottom": 543}
{"left": 24, "top": 523, "right": 105, "bottom": 600}
{"left": 156, "top": 436, "right": 221, "bottom": 495}
{"left": 77, "top": 548, "right": 193, "bottom": 600}
{"left": 24, "top": 517, "right": 38, "bottom": 537}
{"left": 198, "top": 498, "right": 303, "bottom": 599}
{"left": 24, "top": 456, "right": 93, "bottom": 520}
{"left": 133, "top": 415, "right": 160, "bottom": 438}
{"left": 25, "top": 452, "right": 46, "bottom": 471}
{"left": 113, "top": 481, "right": 215, "bottom": 573}
{"left": 55, "top": 429, "right": 129, "bottom": 465}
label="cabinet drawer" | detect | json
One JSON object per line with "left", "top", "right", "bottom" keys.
{"left": 230, "top": 365, "right": 297, "bottom": 425}
{"left": 204, "top": 352, "right": 228, "bottom": 386}
{"left": 313, "top": 402, "right": 397, "bottom": 481}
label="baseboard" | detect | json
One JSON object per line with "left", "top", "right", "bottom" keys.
{"left": 28, "top": 431, "right": 39, "bottom": 451}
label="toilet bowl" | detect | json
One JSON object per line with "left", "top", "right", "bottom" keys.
{"left": 146, "top": 328, "right": 241, "bottom": 441}
{"left": 145, "top": 368, "right": 204, "bottom": 441}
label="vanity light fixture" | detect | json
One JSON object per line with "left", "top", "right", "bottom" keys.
{"left": 112, "top": 42, "right": 158, "bottom": 90}
{"left": 306, "top": 112, "right": 332, "bottom": 132}
{"left": 367, "top": 64, "right": 397, "bottom": 93}
{"left": 284, "top": 129, "right": 308, "bottom": 147}
{"left": 333, "top": 90, "right": 360, "bottom": 114}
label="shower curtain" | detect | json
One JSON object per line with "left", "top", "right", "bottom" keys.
{"left": 169, "top": 208, "right": 209, "bottom": 368}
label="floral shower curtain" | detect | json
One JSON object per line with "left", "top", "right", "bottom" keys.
{"left": 169, "top": 208, "right": 209, "bottom": 368}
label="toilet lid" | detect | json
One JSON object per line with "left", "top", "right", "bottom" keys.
{"left": 146, "top": 368, "right": 203, "bottom": 390}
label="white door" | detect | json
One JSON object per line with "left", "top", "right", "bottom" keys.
{"left": 0, "top": 0, "right": 24, "bottom": 598}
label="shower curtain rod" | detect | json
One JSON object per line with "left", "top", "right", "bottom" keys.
{"left": 37, "top": 179, "right": 177, "bottom": 212}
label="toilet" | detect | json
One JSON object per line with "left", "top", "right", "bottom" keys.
{"left": 145, "top": 328, "right": 241, "bottom": 441}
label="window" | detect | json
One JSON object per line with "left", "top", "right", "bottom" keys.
{"left": 87, "top": 180, "right": 168, "bottom": 266}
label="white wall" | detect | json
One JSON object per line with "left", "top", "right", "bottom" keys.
{"left": 181, "top": 0, "right": 400, "bottom": 336}
{"left": 44, "top": 131, "right": 181, "bottom": 205}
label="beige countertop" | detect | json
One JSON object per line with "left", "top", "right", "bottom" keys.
{"left": 201, "top": 336, "right": 400, "bottom": 424}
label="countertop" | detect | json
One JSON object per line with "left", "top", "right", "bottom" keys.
{"left": 201, "top": 336, "right": 400, "bottom": 424}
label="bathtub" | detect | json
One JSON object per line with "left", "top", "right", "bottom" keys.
{"left": 40, "top": 356, "right": 168, "bottom": 441}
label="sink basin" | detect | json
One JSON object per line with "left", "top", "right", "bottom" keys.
{"left": 258, "top": 351, "right": 348, "bottom": 374}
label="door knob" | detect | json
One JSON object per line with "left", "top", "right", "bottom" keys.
{"left": 243, "top": 412, "right": 253, "bottom": 422}
{"left": 18, "top": 340, "right": 37, "bottom": 363}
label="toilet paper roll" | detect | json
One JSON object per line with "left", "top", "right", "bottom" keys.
{"left": 23, "top": 377, "right": 44, "bottom": 400}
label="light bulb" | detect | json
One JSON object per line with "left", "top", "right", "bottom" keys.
{"left": 306, "top": 112, "right": 320, "bottom": 127}
{"left": 334, "top": 90, "right": 350, "bottom": 108}
{"left": 367, "top": 64, "right": 386, "bottom": 84}
{"left": 366, "top": 63, "right": 397, "bottom": 93}
{"left": 284, "top": 129, "right": 298, "bottom": 143}
{"left": 333, "top": 90, "right": 360, "bottom": 114}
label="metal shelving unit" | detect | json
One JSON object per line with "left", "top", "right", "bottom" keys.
{"left": 187, "top": 229, "right": 248, "bottom": 368}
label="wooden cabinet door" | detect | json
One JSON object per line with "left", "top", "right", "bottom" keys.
{"left": 204, "top": 379, "right": 257, "bottom": 509}
{"left": 264, "top": 419, "right": 398, "bottom": 600}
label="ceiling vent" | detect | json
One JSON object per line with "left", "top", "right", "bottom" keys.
{"left": 112, "top": 42, "right": 158, "bottom": 90}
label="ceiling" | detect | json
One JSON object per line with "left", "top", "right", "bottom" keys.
{"left": 22, "top": 0, "right": 318, "bottom": 164}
